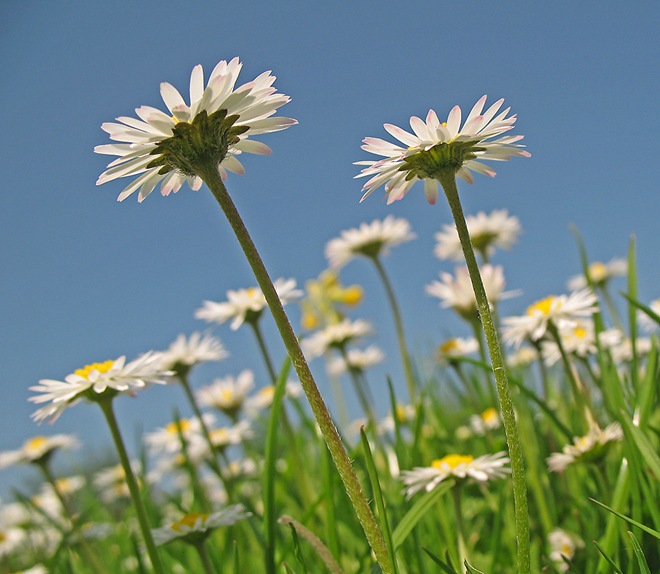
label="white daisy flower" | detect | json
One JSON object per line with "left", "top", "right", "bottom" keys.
{"left": 469, "top": 407, "right": 501, "bottom": 436}
{"left": 547, "top": 422, "right": 623, "bottom": 472}
{"left": 190, "top": 421, "right": 253, "bottom": 457}
{"left": 301, "top": 318, "right": 373, "bottom": 359}
{"left": 326, "top": 345, "right": 385, "bottom": 376}
{"left": 95, "top": 57, "right": 296, "bottom": 202}
{"left": 145, "top": 415, "right": 214, "bottom": 456}
{"left": 567, "top": 258, "right": 627, "bottom": 291}
{"left": 541, "top": 320, "right": 596, "bottom": 366}
{"left": 93, "top": 461, "right": 143, "bottom": 504}
{"left": 356, "top": 95, "right": 530, "bottom": 205}
{"left": 151, "top": 504, "right": 251, "bottom": 546}
{"left": 400, "top": 452, "right": 510, "bottom": 498}
{"left": 196, "top": 278, "right": 302, "bottom": 330}
{"left": 436, "top": 337, "right": 479, "bottom": 362}
{"left": 434, "top": 209, "right": 522, "bottom": 261}
{"left": 158, "top": 331, "right": 228, "bottom": 373}
{"left": 0, "top": 526, "right": 26, "bottom": 557}
{"left": 244, "top": 381, "right": 303, "bottom": 413}
{"left": 599, "top": 329, "right": 652, "bottom": 365}
{"left": 196, "top": 370, "right": 255, "bottom": 418}
{"left": 325, "top": 216, "right": 416, "bottom": 268}
{"left": 548, "top": 529, "right": 583, "bottom": 571}
{"left": 0, "top": 434, "right": 79, "bottom": 469}
{"left": 501, "top": 289, "right": 599, "bottom": 348}
{"left": 507, "top": 346, "right": 538, "bottom": 368}
{"left": 29, "top": 353, "right": 172, "bottom": 423}
{"left": 426, "top": 264, "right": 515, "bottom": 321}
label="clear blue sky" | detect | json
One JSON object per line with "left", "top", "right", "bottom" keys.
{"left": 1, "top": 2, "right": 658, "bottom": 495}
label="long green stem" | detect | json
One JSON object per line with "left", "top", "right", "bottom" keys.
{"left": 193, "top": 540, "right": 216, "bottom": 574}
{"left": 438, "top": 173, "right": 530, "bottom": 574}
{"left": 370, "top": 255, "right": 417, "bottom": 403}
{"left": 248, "top": 319, "right": 278, "bottom": 383}
{"left": 97, "top": 398, "right": 165, "bottom": 574}
{"left": 196, "top": 164, "right": 392, "bottom": 573}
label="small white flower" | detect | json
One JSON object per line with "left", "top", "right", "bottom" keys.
{"left": 196, "top": 278, "right": 302, "bottom": 330}
{"left": 151, "top": 505, "right": 251, "bottom": 546}
{"left": 356, "top": 95, "right": 530, "bottom": 205}
{"left": 145, "top": 415, "right": 214, "bottom": 456}
{"left": 0, "top": 526, "right": 26, "bottom": 557}
{"left": 400, "top": 452, "right": 510, "bottom": 498}
{"left": 29, "top": 353, "right": 172, "bottom": 423}
{"left": 434, "top": 209, "right": 521, "bottom": 261}
{"left": 469, "top": 408, "right": 501, "bottom": 436}
{"left": 301, "top": 319, "right": 372, "bottom": 359}
{"left": 158, "top": 331, "right": 228, "bottom": 372}
{"left": 501, "top": 289, "right": 599, "bottom": 348}
{"left": 196, "top": 370, "right": 255, "bottom": 417}
{"left": 599, "top": 329, "right": 652, "bottom": 364}
{"left": 541, "top": 320, "right": 596, "bottom": 366}
{"left": 436, "top": 337, "right": 479, "bottom": 362}
{"left": 548, "top": 529, "right": 582, "bottom": 571}
{"left": 567, "top": 259, "right": 627, "bottom": 291}
{"left": 93, "top": 461, "right": 143, "bottom": 504}
{"left": 325, "top": 216, "right": 415, "bottom": 268}
{"left": 507, "top": 346, "right": 538, "bottom": 368}
{"left": 95, "top": 58, "right": 296, "bottom": 202}
{"left": 326, "top": 345, "right": 385, "bottom": 376}
{"left": 244, "top": 381, "right": 303, "bottom": 413}
{"left": 426, "top": 264, "right": 516, "bottom": 320}
{"left": 547, "top": 422, "right": 623, "bottom": 472}
{"left": 0, "top": 434, "right": 79, "bottom": 469}
{"left": 189, "top": 421, "right": 253, "bottom": 458}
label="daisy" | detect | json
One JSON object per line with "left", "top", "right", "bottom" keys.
{"left": 356, "top": 95, "right": 530, "bottom": 205}
{"left": 426, "top": 264, "right": 514, "bottom": 321}
{"left": 188, "top": 421, "right": 253, "bottom": 458}
{"left": 0, "top": 434, "right": 78, "bottom": 469}
{"left": 400, "top": 452, "right": 510, "bottom": 498}
{"left": 541, "top": 320, "right": 596, "bottom": 366}
{"left": 567, "top": 258, "right": 627, "bottom": 291}
{"left": 196, "top": 370, "right": 255, "bottom": 418}
{"left": 301, "top": 318, "right": 373, "bottom": 359}
{"left": 29, "top": 353, "right": 172, "bottom": 423}
{"left": 326, "top": 345, "right": 385, "bottom": 376}
{"left": 325, "top": 216, "right": 415, "bottom": 268}
{"left": 300, "top": 269, "right": 364, "bottom": 330}
{"left": 95, "top": 57, "right": 296, "bottom": 202}
{"left": 157, "top": 331, "right": 228, "bottom": 374}
{"left": 548, "top": 529, "right": 583, "bottom": 572}
{"left": 501, "top": 289, "right": 599, "bottom": 348}
{"left": 145, "top": 415, "right": 213, "bottom": 456}
{"left": 436, "top": 337, "right": 479, "bottom": 362}
{"left": 93, "top": 461, "right": 143, "bottom": 504}
{"left": 244, "top": 381, "right": 303, "bottom": 413}
{"left": 151, "top": 505, "right": 251, "bottom": 546}
{"left": 507, "top": 346, "right": 538, "bottom": 368}
{"left": 469, "top": 407, "right": 501, "bottom": 436}
{"left": 195, "top": 278, "right": 302, "bottom": 330}
{"left": 547, "top": 422, "right": 623, "bottom": 472}
{"left": 434, "top": 209, "right": 521, "bottom": 261}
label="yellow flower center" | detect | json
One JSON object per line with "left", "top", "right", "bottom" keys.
{"left": 211, "top": 428, "right": 229, "bottom": 444}
{"left": 25, "top": 436, "right": 48, "bottom": 453}
{"left": 259, "top": 386, "right": 275, "bottom": 401}
{"left": 481, "top": 408, "right": 499, "bottom": 424}
{"left": 527, "top": 296, "right": 556, "bottom": 317}
{"left": 395, "top": 405, "right": 409, "bottom": 422}
{"left": 573, "top": 326, "right": 588, "bottom": 339}
{"left": 74, "top": 360, "right": 115, "bottom": 380}
{"left": 338, "top": 285, "right": 363, "bottom": 306}
{"left": 172, "top": 512, "right": 208, "bottom": 532}
{"left": 219, "top": 388, "right": 235, "bottom": 403}
{"left": 439, "top": 339, "right": 459, "bottom": 354}
{"left": 301, "top": 311, "right": 319, "bottom": 330}
{"left": 166, "top": 420, "right": 192, "bottom": 435}
{"left": 431, "top": 454, "right": 474, "bottom": 470}
{"left": 589, "top": 262, "right": 607, "bottom": 283}
{"left": 246, "top": 287, "right": 258, "bottom": 297}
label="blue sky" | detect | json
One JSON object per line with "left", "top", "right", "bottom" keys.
{"left": 1, "top": 2, "right": 658, "bottom": 495}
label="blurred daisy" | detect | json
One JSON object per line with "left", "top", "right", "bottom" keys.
{"left": 145, "top": 415, "right": 213, "bottom": 455}
{"left": 194, "top": 421, "right": 253, "bottom": 456}
{"left": 326, "top": 345, "right": 384, "bottom": 376}
{"left": 502, "top": 289, "right": 599, "bottom": 348}
{"left": 401, "top": 452, "right": 510, "bottom": 498}
{"left": 0, "top": 434, "right": 78, "bottom": 469}
{"left": 356, "top": 95, "right": 529, "bottom": 205}
{"left": 598, "top": 329, "right": 652, "bottom": 365}
{"left": 547, "top": 422, "right": 623, "bottom": 472}
{"left": 151, "top": 504, "right": 251, "bottom": 546}
{"left": 158, "top": 331, "right": 228, "bottom": 375}
{"left": 301, "top": 318, "right": 372, "bottom": 359}
{"left": 469, "top": 407, "right": 501, "bottom": 436}
{"left": 434, "top": 209, "right": 521, "bottom": 262}
{"left": 300, "top": 269, "right": 363, "bottom": 330}
{"left": 93, "top": 461, "right": 143, "bottom": 504}
{"left": 567, "top": 259, "right": 627, "bottom": 290}
{"left": 637, "top": 298, "right": 660, "bottom": 332}
{"left": 29, "top": 353, "right": 172, "bottom": 423}
{"left": 541, "top": 320, "right": 596, "bottom": 366}
{"left": 548, "top": 528, "right": 583, "bottom": 572}
{"left": 196, "top": 278, "right": 302, "bottom": 330}
{"left": 507, "top": 346, "right": 538, "bottom": 368}
{"left": 95, "top": 57, "right": 296, "bottom": 202}
{"left": 325, "top": 216, "right": 415, "bottom": 268}
{"left": 244, "top": 381, "right": 303, "bottom": 413}
{"left": 196, "top": 370, "right": 255, "bottom": 419}
{"left": 426, "top": 264, "right": 515, "bottom": 321}
{"left": 378, "top": 404, "right": 416, "bottom": 435}
{"left": 0, "top": 526, "right": 25, "bottom": 557}
{"left": 436, "top": 337, "right": 479, "bottom": 363}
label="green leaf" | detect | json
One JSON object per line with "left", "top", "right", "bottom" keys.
{"left": 590, "top": 498, "right": 660, "bottom": 540}
{"left": 422, "top": 548, "right": 460, "bottom": 573}
{"left": 627, "top": 531, "right": 652, "bottom": 574}
{"left": 618, "top": 410, "right": 660, "bottom": 482}
{"left": 392, "top": 480, "right": 454, "bottom": 549}
{"left": 464, "top": 561, "right": 486, "bottom": 574}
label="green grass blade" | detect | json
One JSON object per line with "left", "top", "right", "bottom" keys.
{"left": 464, "top": 561, "right": 486, "bottom": 574}
{"left": 391, "top": 480, "right": 454, "bottom": 550}
{"left": 592, "top": 540, "right": 624, "bottom": 574}
{"left": 627, "top": 531, "right": 652, "bottom": 574}
{"left": 590, "top": 498, "right": 660, "bottom": 539}
{"left": 617, "top": 410, "right": 660, "bottom": 481}
{"left": 360, "top": 428, "right": 399, "bottom": 574}
{"left": 422, "top": 548, "right": 460, "bottom": 573}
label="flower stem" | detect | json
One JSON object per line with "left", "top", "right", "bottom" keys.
{"left": 438, "top": 173, "right": 530, "bottom": 574}
{"left": 248, "top": 319, "right": 278, "bottom": 383}
{"left": 196, "top": 164, "right": 393, "bottom": 573}
{"left": 97, "top": 398, "right": 165, "bottom": 574}
{"left": 193, "top": 540, "right": 216, "bottom": 574}
{"left": 370, "top": 255, "right": 417, "bottom": 403}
